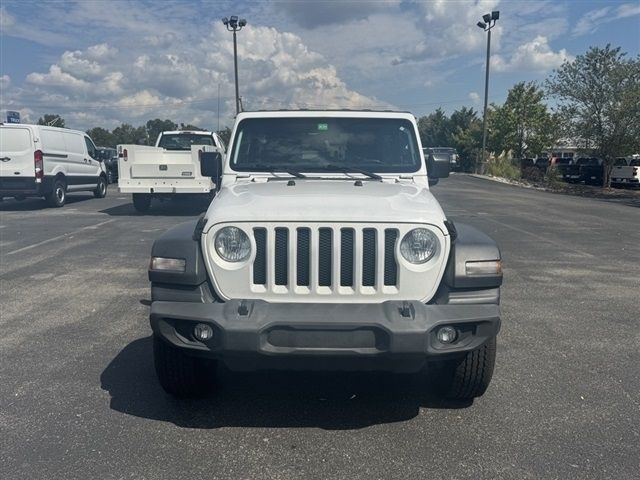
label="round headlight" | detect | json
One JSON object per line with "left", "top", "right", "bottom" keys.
{"left": 215, "top": 226, "right": 251, "bottom": 262}
{"left": 400, "top": 228, "right": 438, "bottom": 264}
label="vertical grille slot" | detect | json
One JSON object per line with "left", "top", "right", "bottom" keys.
{"left": 362, "top": 228, "right": 376, "bottom": 287}
{"left": 253, "top": 228, "right": 267, "bottom": 285}
{"left": 340, "top": 228, "right": 354, "bottom": 287}
{"left": 318, "top": 228, "right": 332, "bottom": 287}
{"left": 296, "top": 228, "right": 310, "bottom": 286}
{"left": 274, "top": 227, "right": 288, "bottom": 286}
{"left": 384, "top": 229, "right": 399, "bottom": 286}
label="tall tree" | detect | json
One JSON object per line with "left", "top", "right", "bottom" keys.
{"left": 546, "top": 45, "right": 640, "bottom": 187}
{"left": 86, "top": 127, "right": 115, "bottom": 147}
{"left": 489, "top": 82, "right": 557, "bottom": 159}
{"left": 449, "top": 107, "right": 483, "bottom": 172}
{"left": 417, "top": 108, "right": 451, "bottom": 148}
{"left": 146, "top": 119, "right": 178, "bottom": 144}
{"left": 112, "top": 123, "right": 148, "bottom": 145}
{"left": 37, "top": 114, "right": 65, "bottom": 128}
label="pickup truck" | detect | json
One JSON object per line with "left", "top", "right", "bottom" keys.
{"left": 147, "top": 110, "right": 503, "bottom": 401}
{"left": 611, "top": 157, "right": 639, "bottom": 188}
{"left": 117, "top": 130, "right": 225, "bottom": 212}
{"left": 562, "top": 157, "right": 603, "bottom": 184}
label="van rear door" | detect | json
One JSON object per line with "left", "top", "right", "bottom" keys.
{"left": 0, "top": 126, "right": 34, "bottom": 178}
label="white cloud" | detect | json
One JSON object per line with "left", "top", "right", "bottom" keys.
{"left": 278, "top": 0, "right": 400, "bottom": 28}
{"left": 5, "top": 23, "right": 386, "bottom": 130}
{"left": 0, "top": 5, "right": 15, "bottom": 30}
{"left": 491, "top": 36, "right": 571, "bottom": 73}
{"left": 0, "top": 74, "right": 10, "bottom": 90}
{"left": 468, "top": 92, "right": 480, "bottom": 104}
{"left": 573, "top": 3, "right": 640, "bottom": 36}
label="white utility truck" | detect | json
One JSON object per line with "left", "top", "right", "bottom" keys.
{"left": 611, "top": 156, "right": 639, "bottom": 188}
{"left": 117, "top": 130, "right": 225, "bottom": 212}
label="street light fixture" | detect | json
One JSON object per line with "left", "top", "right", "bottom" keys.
{"left": 222, "top": 15, "right": 247, "bottom": 115}
{"left": 477, "top": 10, "right": 499, "bottom": 173}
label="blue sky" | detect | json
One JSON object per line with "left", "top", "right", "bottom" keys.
{"left": 1, "top": 0, "right": 639, "bottom": 130}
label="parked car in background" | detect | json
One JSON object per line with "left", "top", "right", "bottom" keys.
{"left": 550, "top": 157, "right": 573, "bottom": 180}
{"left": 118, "top": 130, "right": 225, "bottom": 212}
{"left": 611, "top": 156, "right": 639, "bottom": 188}
{"left": 423, "top": 147, "right": 460, "bottom": 171}
{"left": 579, "top": 158, "right": 604, "bottom": 185}
{"left": 0, "top": 123, "right": 107, "bottom": 207}
{"left": 561, "top": 157, "right": 595, "bottom": 184}
{"left": 97, "top": 147, "right": 118, "bottom": 183}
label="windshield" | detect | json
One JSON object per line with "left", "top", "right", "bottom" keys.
{"left": 96, "top": 148, "right": 116, "bottom": 160}
{"left": 158, "top": 133, "right": 214, "bottom": 150}
{"left": 230, "top": 117, "right": 422, "bottom": 174}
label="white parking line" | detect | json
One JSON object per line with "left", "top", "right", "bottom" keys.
{"left": 6, "top": 219, "right": 117, "bottom": 256}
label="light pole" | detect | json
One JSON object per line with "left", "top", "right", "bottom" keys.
{"left": 477, "top": 10, "right": 499, "bottom": 173}
{"left": 222, "top": 15, "right": 247, "bottom": 115}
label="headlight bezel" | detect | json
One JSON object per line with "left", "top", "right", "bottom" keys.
{"left": 214, "top": 226, "right": 252, "bottom": 263}
{"left": 399, "top": 227, "right": 440, "bottom": 265}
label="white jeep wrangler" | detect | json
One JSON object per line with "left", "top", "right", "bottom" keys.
{"left": 148, "top": 110, "right": 502, "bottom": 400}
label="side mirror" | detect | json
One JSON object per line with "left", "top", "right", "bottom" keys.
{"left": 427, "top": 153, "right": 450, "bottom": 183}
{"left": 200, "top": 151, "right": 223, "bottom": 190}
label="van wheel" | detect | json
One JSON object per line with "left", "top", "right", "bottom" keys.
{"left": 46, "top": 179, "right": 67, "bottom": 207}
{"left": 94, "top": 176, "right": 107, "bottom": 198}
{"left": 132, "top": 193, "right": 151, "bottom": 212}
{"left": 431, "top": 337, "right": 497, "bottom": 400}
{"left": 153, "top": 335, "right": 217, "bottom": 397}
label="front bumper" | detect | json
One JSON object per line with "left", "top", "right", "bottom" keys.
{"left": 150, "top": 300, "right": 500, "bottom": 372}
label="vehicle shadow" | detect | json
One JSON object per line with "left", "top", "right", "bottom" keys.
{"left": 100, "top": 336, "right": 472, "bottom": 430}
{"left": 0, "top": 195, "right": 95, "bottom": 211}
{"left": 99, "top": 200, "right": 209, "bottom": 217}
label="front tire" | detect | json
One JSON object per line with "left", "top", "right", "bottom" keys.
{"left": 132, "top": 193, "right": 151, "bottom": 212}
{"left": 94, "top": 176, "right": 107, "bottom": 198}
{"left": 46, "top": 178, "right": 67, "bottom": 207}
{"left": 153, "top": 335, "right": 218, "bottom": 397}
{"left": 432, "top": 337, "right": 497, "bottom": 400}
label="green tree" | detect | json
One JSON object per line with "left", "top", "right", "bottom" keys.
{"left": 417, "top": 108, "right": 451, "bottom": 148}
{"left": 37, "top": 114, "right": 65, "bottom": 128}
{"left": 112, "top": 123, "right": 148, "bottom": 145}
{"left": 489, "top": 82, "right": 557, "bottom": 159}
{"left": 180, "top": 123, "right": 205, "bottom": 131}
{"left": 546, "top": 45, "right": 640, "bottom": 187}
{"left": 449, "top": 107, "right": 483, "bottom": 172}
{"left": 146, "top": 118, "right": 178, "bottom": 144}
{"left": 86, "top": 127, "right": 115, "bottom": 147}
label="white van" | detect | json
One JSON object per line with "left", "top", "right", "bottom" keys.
{"left": 0, "top": 123, "right": 108, "bottom": 207}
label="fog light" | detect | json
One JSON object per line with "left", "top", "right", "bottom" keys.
{"left": 193, "top": 323, "right": 213, "bottom": 341}
{"left": 437, "top": 326, "right": 458, "bottom": 344}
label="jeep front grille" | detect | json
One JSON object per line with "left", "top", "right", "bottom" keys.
{"left": 252, "top": 226, "right": 398, "bottom": 291}
{"left": 204, "top": 222, "right": 449, "bottom": 304}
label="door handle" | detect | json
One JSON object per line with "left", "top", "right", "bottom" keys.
{"left": 0, "top": 156, "right": 11, "bottom": 162}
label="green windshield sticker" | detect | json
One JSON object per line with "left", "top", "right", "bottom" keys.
{"left": 317, "top": 123, "right": 328, "bottom": 131}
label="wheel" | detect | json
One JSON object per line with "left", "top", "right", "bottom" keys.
{"left": 132, "top": 193, "right": 151, "bottom": 212}
{"left": 45, "top": 178, "right": 67, "bottom": 207}
{"left": 153, "top": 335, "right": 217, "bottom": 397}
{"left": 94, "top": 176, "right": 107, "bottom": 198}
{"left": 432, "top": 337, "right": 497, "bottom": 400}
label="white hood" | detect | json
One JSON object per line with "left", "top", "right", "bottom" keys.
{"left": 203, "top": 179, "right": 448, "bottom": 234}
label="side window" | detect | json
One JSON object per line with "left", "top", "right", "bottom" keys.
{"left": 84, "top": 136, "right": 97, "bottom": 159}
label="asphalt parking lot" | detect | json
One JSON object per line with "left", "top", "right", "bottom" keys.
{"left": 1, "top": 174, "right": 638, "bottom": 480}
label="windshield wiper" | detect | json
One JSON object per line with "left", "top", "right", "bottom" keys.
{"left": 240, "top": 164, "right": 307, "bottom": 178}
{"left": 322, "top": 164, "right": 382, "bottom": 181}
